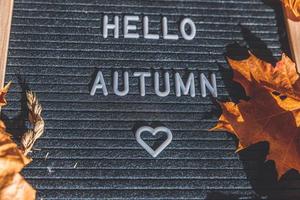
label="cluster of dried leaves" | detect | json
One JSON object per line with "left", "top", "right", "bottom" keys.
{"left": 0, "top": 82, "right": 44, "bottom": 199}
{"left": 211, "top": 53, "right": 300, "bottom": 179}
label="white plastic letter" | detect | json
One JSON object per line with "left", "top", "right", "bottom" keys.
{"left": 162, "top": 17, "right": 179, "bottom": 40}
{"left": 154, "top": 72, "right": 170, "bottom": 97}
{"left": 200, "top": 73, "right": 217, "bottom": 97}
{"left": 175, "top": 72, "right": 195, "bottom": 97}
{"left": 133, "top": 72, "right": 151, "bottom": 96}
{"left": 180, "top": 18, "right": 196, "bottom": 40}
{"left": 113, "top": 71, "right": 129, "bottom": 96}
{"left": 143, "top": 16, "right": 159, "bottom": 39}
{"left": 124, "top": 15, "right": 139, "bottom": 39}
{"left": 90, "top": 71, "right": 108, "bottom": 96}
{"left": 103, "top": 15, "right": 119, "bottom": 38}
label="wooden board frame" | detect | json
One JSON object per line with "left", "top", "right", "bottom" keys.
{"left": 0, "top": 0, "right": 14, "bottom": 88}
{"left": 282, "top": 3, "right": 300, "bottom": 72}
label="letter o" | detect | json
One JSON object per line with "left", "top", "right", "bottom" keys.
{"left": 180, "top": 18, "right": 196, "bottom": 40}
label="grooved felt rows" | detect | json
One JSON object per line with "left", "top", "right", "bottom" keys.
{"left": 4, "top": 0, "right": 287, "bottom": 199}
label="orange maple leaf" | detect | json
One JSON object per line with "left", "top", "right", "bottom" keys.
{"left": 282, "top": 0, "right": 300, "bottom": 18}
{"left": 0, "top": 81, "right": 11, "bottom": 107}
{"left": 0, "top": 83, "right": 36, "bottom": 199}
{"left": 211, "top": 53, "right": 300, "bottom": 179}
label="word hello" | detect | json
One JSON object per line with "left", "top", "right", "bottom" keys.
{"left": 103, "top": 15, "right": 196, "bottom": 40}
{"left": 90, "top": 71, "right": 218, "bottom": 97}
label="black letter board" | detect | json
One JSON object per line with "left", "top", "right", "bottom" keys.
{"left": 5, "top": 0, "right": 287, "bottom": 199}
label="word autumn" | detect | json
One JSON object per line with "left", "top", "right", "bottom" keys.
{"left": 90, "top": 71, "right": 218, "bottom": 97}
{"left": 103, "top": 15, "right": 196, "bottom": 40}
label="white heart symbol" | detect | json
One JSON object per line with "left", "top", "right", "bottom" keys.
{"left": 135, "top": 126, "right": 173, "bottom": 158}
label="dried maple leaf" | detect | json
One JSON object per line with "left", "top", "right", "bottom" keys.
{"left": 0, "top": 81, "right": 11, "bottom": 107}
{"left": 282, "top": 0, "right": 300, "bottom": 18}
{"left": 211, "top": 53, "right": 300, "bottom": 179}
{"left": 0, "top": 83, "right": 36, "bottom": 199}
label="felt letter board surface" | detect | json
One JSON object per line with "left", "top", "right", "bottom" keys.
{"left": 4, "top": 0, "right": 296, "bottom": 199}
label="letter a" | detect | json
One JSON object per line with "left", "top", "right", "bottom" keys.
{"left": 90, "top": 71, "right": 108, "bottom": 96}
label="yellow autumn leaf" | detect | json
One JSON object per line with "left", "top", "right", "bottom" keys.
{"left": 0, "top": 83, "right": 36, "bottom": 199}
{"left": 282, "top": 0, "right": 300, "bottom": 18}
{"left": 212, "top": 53, "right": 300, "bottom": 179}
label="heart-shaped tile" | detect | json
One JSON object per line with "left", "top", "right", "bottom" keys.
{"left": 135, "top": 126, "right": 173, "bottom": 158}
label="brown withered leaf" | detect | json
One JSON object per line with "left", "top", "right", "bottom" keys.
{"left": 211, "top": 53, "right": 300, "bottom": 179}
{"left": 282, "top": 0, "right": 300, "bottom": 19}
{"left": 0, "top": 173, "right": 35, "bottom": 200}
{"left": 0, "top": 81, "right": 11, "bottom": 107}
{"left": 227, "top": 53, "right": 300, "bottom": 99}
{"left": 0, "top": 83, "right": 36, "bottom": 199}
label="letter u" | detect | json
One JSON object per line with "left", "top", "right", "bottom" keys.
{"left": 154, "top": 72, "right": 170, "bottom": 97}
{"left": 113, "top": 71, "right": 129, "bottom": 96}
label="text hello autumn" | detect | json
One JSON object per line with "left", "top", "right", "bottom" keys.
{"left": 90, "top": 15, "right": 218, "bottom": 98}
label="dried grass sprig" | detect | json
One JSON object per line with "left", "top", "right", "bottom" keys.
{"left": 21, "top": 91, "right": 44, "bottom": 155}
